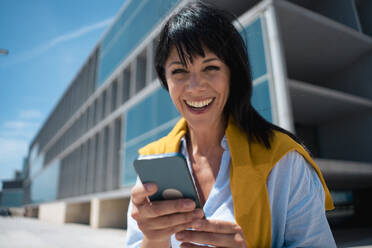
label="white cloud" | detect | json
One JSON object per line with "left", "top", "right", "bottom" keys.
{"left": 3, "top": 17, "right": 114, "bottom": 66}
{"left": 2, "top": 120, "right": 40, "bottom": 140}
{"left": 19, "top": 110, "right": 42, "bottom": 120}
{"left": 4, "top": 121, "right": 35, "bottom": 129}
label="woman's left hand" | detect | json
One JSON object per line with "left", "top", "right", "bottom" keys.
{"left": 175, "top": 219, "right": 247, "bottom": 247}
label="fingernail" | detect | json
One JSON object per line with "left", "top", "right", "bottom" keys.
{"left": 145, "top": 183, "right": 154, "bottom": 191}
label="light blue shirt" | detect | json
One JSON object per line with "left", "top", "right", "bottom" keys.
{"left": 126, "top": 136, "right": 336, "bottom": 247}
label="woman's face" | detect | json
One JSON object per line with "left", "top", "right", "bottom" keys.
{"left": 164, "top": 46, "right": 230, "bottom": 131}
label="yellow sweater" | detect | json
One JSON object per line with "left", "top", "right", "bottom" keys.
{"left": 139, "top": 117, "right": 334, "bottom": 247}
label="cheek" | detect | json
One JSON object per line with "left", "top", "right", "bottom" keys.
{"left": 168, "top": 84, "right": 182, "bottom": 107}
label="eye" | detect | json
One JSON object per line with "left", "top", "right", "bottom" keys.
{"left": 204, "top": 65, "right": 220, "bottom": 72}
{"left": 171, "top": 68, "right": 188, "bottom": 75}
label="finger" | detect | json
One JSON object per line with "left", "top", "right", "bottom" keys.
{"left": 144, "top": 222, "right": 195, "bottom": 240}
{"left": 176, "top": 230, "right": 241, "bottom": 247}
{"left": 131, "top": 183, "right": 157, "bottom": 205}
{"left": 143, "top": 209, "right": 204, "bottom": 229}
{"left": 138, "top": 198, "right": 198, "bottom": 218}
{"left": 191, "top": 219, "right": 241, "bottom": 234}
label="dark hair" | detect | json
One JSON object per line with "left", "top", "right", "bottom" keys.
{"left": 155, "top": 1, "right": 302, "bottom": 149}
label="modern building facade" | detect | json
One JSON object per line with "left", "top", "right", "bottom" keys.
{"left": 23, "top": 0, "right": 372, "bottom": 230}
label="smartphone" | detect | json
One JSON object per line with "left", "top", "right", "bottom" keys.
{"left": 133, "top": 153, "right": 201, "bottom": 208}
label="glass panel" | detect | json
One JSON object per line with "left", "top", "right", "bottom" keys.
{"left": 97, "top": 0, "right": 180, "bottom": 86}
{"left": 30, "top": 151, "right": 44, "bottom": 179}
{"left": 251, "top": 80, "right": 272, "bottom": 123}
{"left": 125, "top": 88, "right": 179, "bottom": 141}
{"left": 1, "top": 190, "right": 23, "bottom": 207}
{"left": 101, "top": 90, "right": 107, "bottom": 120}
{"left": 122, "top": 68, "right": 131, "bottom": 103}
{"left": 93, "top": 99, "right": 98, "bottom": 125}
{"left": 30, "top": 160, "right": 60, "bottom": 204}
{"left": 331, "top": 190, "right": 353, "bottom": 205}
{"left": 111, "top": 80, "right": 118, "bottom": 112}
{"left": 136, "top": 51, "right": 147, "bottom": 92}
{"left": 152, "top": 37, "right": 159, "bottom": 81}
{"left": 242, "top": 18, "right": 267, "bottom": 80}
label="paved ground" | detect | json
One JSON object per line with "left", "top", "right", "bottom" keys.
{"left": 0, "top": 217, "right": 126, "bottom": 248}
{"left": 1, "top": 216, "right": 372, "bottom": 247}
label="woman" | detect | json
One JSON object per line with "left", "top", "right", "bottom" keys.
{"left": 126, "top": 2, "right": 336, "bottom": 247}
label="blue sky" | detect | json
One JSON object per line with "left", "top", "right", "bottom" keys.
{"left": 0, "top": 0, "right": 126, "bottom": 184}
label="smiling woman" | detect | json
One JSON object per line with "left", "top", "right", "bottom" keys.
{"left": 126, "top": 2, "right": 336, "bottom": 248}
{"left": 165, "top": 47, "right": 230, "bottom": 141}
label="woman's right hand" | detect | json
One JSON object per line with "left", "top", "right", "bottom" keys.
{"left": 130, "top": 182, "right": 204, "bottom": 247}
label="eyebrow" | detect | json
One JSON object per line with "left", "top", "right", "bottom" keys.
{"left": 167, "top": 57, "right": 219, "bottom": 68}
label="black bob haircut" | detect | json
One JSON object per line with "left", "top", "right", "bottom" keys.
{"left": 154, "top": 1, "right": 301, "bottom": 149}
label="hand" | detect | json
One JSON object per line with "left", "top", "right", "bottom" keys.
{"left": 175, "top": 219, "right": 247, "bottom": 248}
{"left": 130, "top": 182, "right": 204, "bottom": 244}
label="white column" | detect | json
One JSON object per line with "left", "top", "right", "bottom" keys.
{"left": 264, "top": 5, "right": 295, "bottom": 132}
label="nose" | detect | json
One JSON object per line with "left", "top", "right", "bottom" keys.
{"left": 187, "top": 72, "right": 205, "bottom": 91}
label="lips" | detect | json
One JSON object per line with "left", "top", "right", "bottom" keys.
{"left": 184, "top": 98, "right": 215, "bottom": 109}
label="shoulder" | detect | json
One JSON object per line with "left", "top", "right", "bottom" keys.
{"left": 249, "top": 130, "right": 308, "bottom": 172}
{"left": 272, "top": 151, "right": 319, "bottom": 180}
{"left": 269, "top": 151, "right": 324, "bottom": 199}
{"left": 270, "top": 130, "right": 304, "bottom": 154}
{"left": 138, "top": 136, "right": 168, "bottom": 156}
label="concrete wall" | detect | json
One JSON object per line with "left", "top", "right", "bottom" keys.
{"left": 65, "top": 202, "right": 90, "bottom": 224}
{"left": 25, "top": 206, "right": 39, "bottom": 218}
{"left": 326, "top": 51, "right": 372, "bottom": 100}
{"left": 90, "top": 197, "right": 129, "bottom": 229}
{"left": 39, "top": 202, "right": 66, "bottom": 224}
{"left": 318, "top": 113, "right": 372, "bottom": 163}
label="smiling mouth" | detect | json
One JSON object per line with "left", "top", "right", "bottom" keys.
{"left": 184, "top": 98, "right": 215, "bottom": 109}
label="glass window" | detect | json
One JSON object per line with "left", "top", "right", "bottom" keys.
{"left": 125, "top": 88, "right": 179, "bottom": 141}
{"left": 251, "top": 80, "right": 272, "bottom": 123}
{"left": 31, "top": 160, "right": 60, "bottom": 203}
{"left": 86, "top": 108, "right": 90, "bottom": 131}
{"left": 122, "top": 67, "right": 131, "bottom": 103}
{"left": 242, "top": 18, "right": 267, "bottom": 80}
{"left": 93, "top": 99, "right": 98, "bottom": 125}
{"left": 93, "top": 133, "right": 100, "bottom": 193}
{"left": 113, "top": 118, "right": 122, "bottom": 189}
{"left": 136, "top": 50, "right": 147, "bottom": 93}
{"left": 102, "top": 90, "right": 107, "bottom": 120}
{"left": 1, "top": 190, "right": 24, "bottom": 207}
{"left": 152, "top": 37, "right": 159, "bottom": 81}
{"left": 111, "top": 80, "right": 118, "bottom": 112}
{"left": 97, "top": 0, "right": 181, "bottom": 86}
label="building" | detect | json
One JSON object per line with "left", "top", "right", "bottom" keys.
{"left": 1, "top": 170, "right": 24, "bottom": 209}
{"left": 24, "top": 0, "right": 372, "bottom": 231}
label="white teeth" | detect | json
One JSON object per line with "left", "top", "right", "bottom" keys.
{"left": 185, "top": 98, "right": 213, "bottom": 108}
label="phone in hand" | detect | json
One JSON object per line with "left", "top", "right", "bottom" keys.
{"left": 133, "top": 153, "right": 201, "bottom": 208}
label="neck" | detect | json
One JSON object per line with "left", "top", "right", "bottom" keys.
{"left": 186, "top": 118, "right": 226, "bottom": 157}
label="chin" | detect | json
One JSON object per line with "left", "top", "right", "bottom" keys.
{"left": 184, "top": 115, "right": 220, "bottom": 130}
